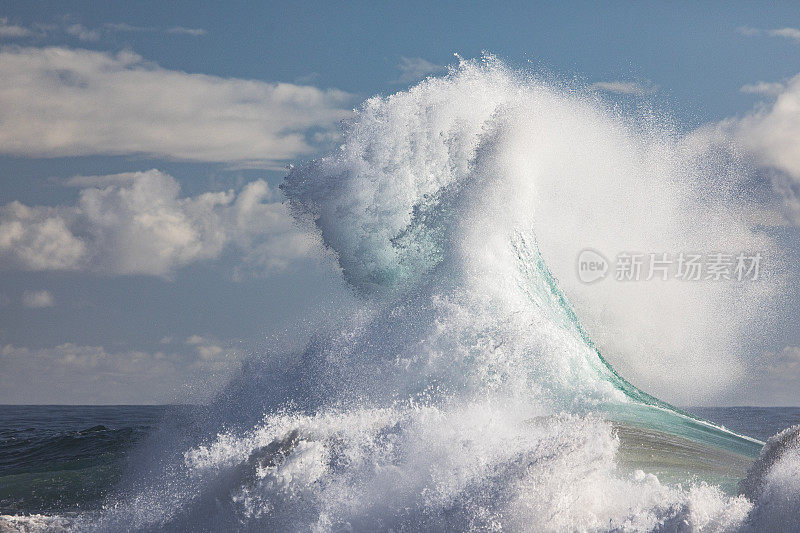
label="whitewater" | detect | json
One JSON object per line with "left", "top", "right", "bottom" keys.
{"left": 14, "top": 55, "right": 800, "bottom": 532}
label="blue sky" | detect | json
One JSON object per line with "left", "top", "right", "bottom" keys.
{"left": 1, "top": 1, "right": 800, "bottom": 404}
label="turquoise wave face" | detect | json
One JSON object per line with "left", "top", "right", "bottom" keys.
{"left": 280, "top": 56, "right": 770, "bottom": 463}
{"left": 514, "top": 232, "right": 763, "bottom": 458}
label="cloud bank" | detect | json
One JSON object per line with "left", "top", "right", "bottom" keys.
{"left": 0, "top": 336, "right": 240, "bottom": 404}
{"left": 0, "top": 47, "right": 354, "bottom": 165}
{"left": 735, "top": 346, "right": 800, "bottom": 406}
{"left": 0, "top": 170, "right": 320, "bottom": 276}
{"left": 0, "top": 19, "right": 206, "bottom": 41}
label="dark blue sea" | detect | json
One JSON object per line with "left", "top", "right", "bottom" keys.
{"left": 0, "top": 405, "right": 197, "bottom": 517}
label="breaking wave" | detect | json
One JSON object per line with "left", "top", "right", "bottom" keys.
{"left": 35, "top": 55, "right": 798, "bottom": 532}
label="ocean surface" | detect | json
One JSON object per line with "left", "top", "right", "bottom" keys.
{"left": 1, "top": 405, "right": 799, "bottom": 523}
{"left": 3, "top": 57, "right": 800, "bottom": 531}
{"left": 0, "top": 406, "right": 186, "bottom": 516}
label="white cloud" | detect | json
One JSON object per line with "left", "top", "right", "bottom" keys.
{"left": 0, "top": 19, "right": 206, "bottom": 40}
{"left": 165, "top": 26, "right": 206, "bottom": 36}
{"left": 184, "top": 335, "right": 227, "bottom": 361}
{"left": 0, "top": 47, "right": 354, "bottom": 165}
{"left": 740, "top": 80, "right": 786, "bottom": 97}
{"left": 102, "top": 22, "right": 206, "bottom": 36}
{"left": 0, "top": 338, "right": 241, "bottom": 403}
{"left": 689, "top": 71, "right": 800, "bottom": 224}
{"left": 719, "top": 73, "right": 800, "bottom": 180}
{"left": 738, "top": 26, "right": 800, "bottom": 43}
{"left": 736, "top": 346, "right": 800, "bottom": 405}
{"left": 765, "top": 346, "right": 800, "bottom": 373}
{"left": 21, "top": 289, "right": 54, "bottom": 308}
{"left": 590, "top": 80, "right": 656, "bottom": 95}
{"left": 768, "top": 27, "right": 800, "bottom": 42}
{"left": 0, "top": 17, "right": 32, "bottom": 38}
{"left": 66, "top": 23, "right": 100, "bottom": 42}
{"left": 0, "top": 169, "right": 321, "bottom": 276}
{"left": 395, "top": 56, "right": 445, "bottom": 84}
{"left": 737, "top": 26, "right": 760, "bottom": 37}
{"left": 0, "top": 202, "right": 87, "bottom": 270}
{"left": 101, "top": 22, "right": 146, "bottom": 32}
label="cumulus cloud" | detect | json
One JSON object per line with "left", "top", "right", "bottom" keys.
{"left": 0, "top": 169, "right": 321, "bottom": 276}
{"left": 740, "top": 81, "right": 786, "bottom": 97}
{"left": 739, "top": 26, "right": 800, "bottom": 43}
{"left": 692, "top": 72, "right": 800, "bottom": 223}
{"left": 0, "top": 17, "right": 32, "bottom": 38}
{"left": 0, "top": 337, "right": 241, "bottom": 403}
{"left": 0, "top": 47, "right": 354, "bottom": 165}
{"left": 184, "top": 334, "right": 228, "bottom": 361}
{"left": 21, "top": 289, "right": 54, "bottom": 308}
{"left": 0, "top": 203, "right": 86, "bottom": 270}
{"left": 395, "top": 56, "right": 446, "bottom": 83}
{"left": 590, "top": 80, "right": 656, "bottom": 95}
{"left": 717, "top": 74, "right": 800, "bottom": 180}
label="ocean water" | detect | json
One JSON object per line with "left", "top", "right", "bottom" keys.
{"left": 689, "top": 408, "right": 800, "bottom": 444}
{"left": 0, "top": 406, "right": 173, "bottom": 516}
{"left": 1, "top": 406, "right": 799, "bottom": 530}
{"left": 4, "top": 56, "right": 800, "bottom": 531}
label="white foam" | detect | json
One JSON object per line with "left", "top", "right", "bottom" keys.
{"left": 737, "top": 425, "right": 800, "bottom": 530}
{"left": 122, "top": 403, "right": 757, "bottom": 531}
{"left": 0, "top": 514, "right": 73, "bottom": 532}
{"left": 284, "top": 55, "right": 779, "bottom": 405}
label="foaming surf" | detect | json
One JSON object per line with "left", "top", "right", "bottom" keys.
{"left": 19, "top": 55, "right": 799, "bottom": 531}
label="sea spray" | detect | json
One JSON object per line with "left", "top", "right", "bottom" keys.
{"left": 83, "top": 56, "right": 794, "bottom": 531}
